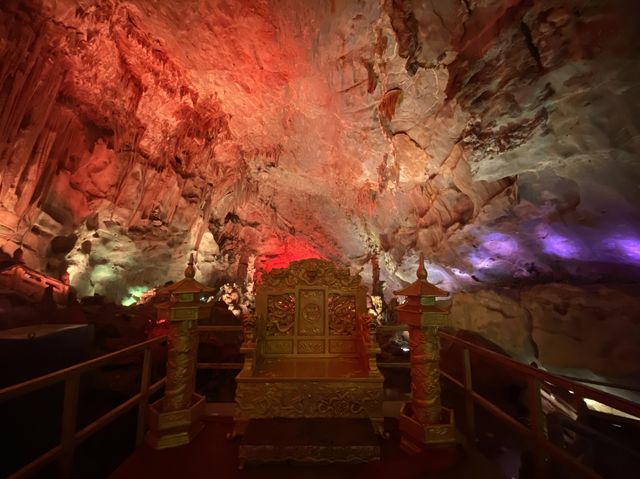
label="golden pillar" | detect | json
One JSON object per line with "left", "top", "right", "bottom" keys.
{"left": 162, "top": 316, "right": 198, "bottom": 411}
{"left": 395, "top": 254, "right": 456, "bottom": 453}
{"left": 146, "top": 254, "right": 215, "bottom": 449}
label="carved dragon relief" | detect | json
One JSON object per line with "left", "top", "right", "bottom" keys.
{"left": 266, "top": 293, "right": 295, "bottom": 336}
{"left": 328, "top": 293, "right": 356, "bottom": 335}
{"left": 239, "top": 445, "right": 379, "bottom": 465}
{"left": 235, "top": 382, "right": 383, "bottom": 419}
{"left": 262, "top": 259, "right": 361, "bottom": 289}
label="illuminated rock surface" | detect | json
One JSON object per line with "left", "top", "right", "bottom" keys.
{"left": 0, "top": 0, "right": 639, "bottom": 372}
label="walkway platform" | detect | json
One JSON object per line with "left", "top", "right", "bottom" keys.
{"left": 113, "top": 416, "right": 502, "bottom": 479}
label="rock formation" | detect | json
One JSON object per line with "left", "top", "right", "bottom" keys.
{"left": 1, "top": 0, "right": 639, "bottom": 374}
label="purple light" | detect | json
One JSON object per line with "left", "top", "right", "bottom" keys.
{"left": 469, "top": 252, "right": 495, "bottom": 269}
{"left": 468, "top": 232, "right": 519, "bottom": 270}
{"left": 482, "top": 232, "right": 519, "bottom": 256}
{"left": 450, "top": 267, "right": 471, "bottom": 279}
{"left": 539, "top": 231, "right": 581, "bottom": 259}
{"left": 605, "top": 236, "right": 640, "bottom": 264}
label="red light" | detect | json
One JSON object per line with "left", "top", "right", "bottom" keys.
{"left": 261, "top": 237, "right": 324, "bottom": 272}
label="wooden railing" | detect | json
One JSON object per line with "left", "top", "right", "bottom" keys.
{"left": 5, "top": 323, "right": 638, "bottom": 478}
{"left": 196, "top": 325, "right": 243, "bottom": 370}
{"left": 438, "top": 330, "right": 640, "bottom": 479}
{"left": 376, "top": 325, "right": 640, "bottom": 478}
{"left": 0, "top": 335, "right": 167, "bottom": 478}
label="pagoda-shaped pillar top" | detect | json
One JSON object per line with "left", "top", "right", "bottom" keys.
{"left": 160, "top": 254, "right": 214, "bottom": 299}
{"left": 394, "top": 253, "right": 450, "bottom": 299}
{"left": 394, "top": 253, "right": 451, "bottom": 328}
{"left": 184, "top": 253, "right": 196, "bottom": 279}
{"left": 156, "top": 254, "right": 215, "bottom": 321}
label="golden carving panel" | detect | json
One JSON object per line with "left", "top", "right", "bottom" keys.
{"left": 328, "top": 294, "right": 356, "bottom": 336}
{"left": 238, "top": 444, "right": 380, "bottom": 464}
{"left": 239, "top": 445, "right": 379, "bottom": 464}
{"left": 328, "top": 340, "right": 357, "bottom": 354}
{"left": 263, "top": 340, "right": 294, "bottom": 355}
{"left": 236, "top": 382, "right": 383, "bottom": 419}
{"left": 298, "top": 289, "right": 324, "bottom": 336}
{"left": 262, "top": 259, "right": 361, "bottom": 289}
{"left": 266, "top": 294, "right": 295, "bottom": 336}
{"left": 297, "top": 340, "right": 325, "bottom": 354}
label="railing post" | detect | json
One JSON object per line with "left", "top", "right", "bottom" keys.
{"left": 463, "top": 348, "right": 476, "bottom": 445}
{"left": 59, "top": 374, "right": 80, "bottom": 478}
{"left": 529, "top": 378, "right": 545, "bottom": 435}
{"left": 136, "top": 347, "right": 152, "bottom": 446}
{"left": 528, "top": 377, "right": 548, "bottom": 477}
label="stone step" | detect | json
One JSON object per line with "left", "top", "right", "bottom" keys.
{"left": 238, "top": 418, "right": 380, "bottom": 467}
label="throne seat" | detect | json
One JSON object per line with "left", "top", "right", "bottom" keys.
{"left": 247, "top": 357, "right": 369, "bottom": 379}
{"left": 232, "top": 259, "right": 385, "bottom": 457}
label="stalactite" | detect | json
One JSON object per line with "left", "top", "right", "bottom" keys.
{"left": 111, "top": 128, "right": 140, "bottom": 217}
{"left": 0, "top": 0, "right": 635, "bottom": 311}
{"left": 193, "top": 185, "right": 213, "bottom": 253}
{"left": 125, "top": 166, "right": 155, "bottom": 228}
{"left": 163, "top": 176, "right": 183, "bottom": 227}
{"left": 0, "top": 27, "right": 41, "bottom": 151}
{"left": 15, "top": 129, "right": 56, "bottom": 218}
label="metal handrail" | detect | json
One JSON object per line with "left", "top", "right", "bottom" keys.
{"left": 0, "top": 335, "right": 168, "bottom": 478}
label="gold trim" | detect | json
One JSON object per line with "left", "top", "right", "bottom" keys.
{"left": 239, "top": 445, "right": 380, "bottom": 464}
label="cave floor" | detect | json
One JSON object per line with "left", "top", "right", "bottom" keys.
{"left": 112, "top": 416, "right": 502, "bottom": 479}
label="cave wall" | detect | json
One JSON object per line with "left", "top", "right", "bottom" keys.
{"left": 0, "top": 0, "right": 639, "bottom": 370}
{"left": 452, "top": 283, "right": 640, "bottom": 376}
{"left": 0, "top": 0, "right": 234, "bottom": 298}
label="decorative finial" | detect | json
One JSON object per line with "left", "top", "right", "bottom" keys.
{"left": 185, "top": 253, "right": 196, "bottom": 279}
{"left": 12, "top": 247, "right": 24, "bottom": 263}
{"left": 416, "top": 252, "right": 427, "bottom": 280}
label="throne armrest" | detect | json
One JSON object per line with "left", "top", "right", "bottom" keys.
{"left": 239, "top": 313, "right": 264, "bottom": 375}
{"left": 356, "top": 313, "right": 381, "bottom": 376}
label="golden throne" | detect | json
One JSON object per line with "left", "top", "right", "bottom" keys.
{"left": 232, "top": 259, "right": 384, "bottom": 455}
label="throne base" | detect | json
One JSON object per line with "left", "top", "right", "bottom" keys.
{"left": 238, "top": 418, "right": 380, "bottom": 468}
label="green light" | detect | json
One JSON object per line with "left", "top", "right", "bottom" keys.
{"left": 121, "top": 285, "right": 150, "bottom": 307}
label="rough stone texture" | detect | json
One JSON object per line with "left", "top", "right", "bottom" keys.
{"left": 0, "top": 1, "right": 639, "bottom": 370}
{"left": 523, "top": 283, "right": 640, "bottom": 376}
{"left": 451, "top": 289, "right": 536, "bottom": 363}
{"left": 452, "top": 283, "right": 640, "bottom": 376}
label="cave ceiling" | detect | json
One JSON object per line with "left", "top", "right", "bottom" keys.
{"left": 1, "top": 0, "right": 639, "bottom": 300}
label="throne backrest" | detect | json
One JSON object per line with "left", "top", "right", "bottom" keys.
{"left": 255, "top": 259, "right": 366, "bottom": 358}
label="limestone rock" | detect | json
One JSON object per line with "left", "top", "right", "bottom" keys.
{"left": 523, "top": 283, "right": 640, "bottom": 376}
{"left": 0, "top": 0, "right": 637, "bottom": 347}
{"left": 451, "top": 284, "right": 640, "bottom": 376}
{"left": 451, "top": 289, "right": 536, "bottom": 363}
